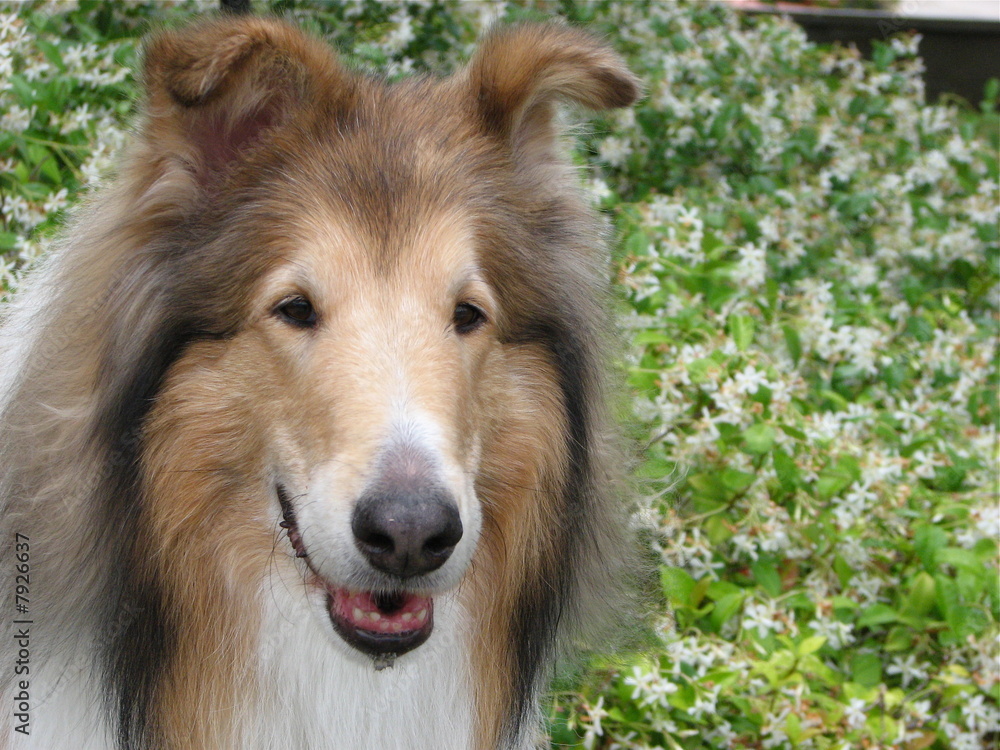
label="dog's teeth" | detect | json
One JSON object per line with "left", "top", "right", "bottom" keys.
{"left": 416, "top": 609, "right": 427, "bottom": 622}
{"left": 401, "top": 613, "right": 413, "bottom": 622}
{"left": 391, "top": 622, "right": 403, "bottom": 632}
{"left": 370, "top": 612, "right": 381, "bottom": 622}
{"left": 353, "top": 608, "right": 364, "bottom": 622}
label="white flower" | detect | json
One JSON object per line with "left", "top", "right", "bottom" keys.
{"left": 60, "top": 103, "right": 92, "bottom": 134}
{"left": 581, "top": 696, "right": 608, "bottom": 749}
{"left": 733, "top": 241, "right": 767, "bottom": 287}
{"left": 743, "top": 600, "right": 782, "bottom": 638}
{"left": 732, "top": 365, "right": 770, "bottom": 395}
{"left": 0, "top": 255, "right": 15, "bottom": 287}
{"left": 844, "top": 698, "right": 867, "bottom": 729}
{"left": 886, "top": 653, "right": 929, "bottom": 687}
{"left": 909, "top": 449, "right": 944, "bottom": 479}
{"left": 587, "top": 177, "right": 613, "bottom": 204}
{"left": 946, "top": 727, "right": 986, "bottom": 750}
{"left": 622, "top": 663, "right": 677, "bottom": 709}
{"left": 1, "top": 104, "right": 34, "bottom": 134}
{"left": 687, "top": 690, "right": 718, "bottom": 719}
{"left": 622, "top": 664, "right": 657, "bottom": 700}
{"left": 731, "top": 532, "right": 760, "bottom": 562}
{"left": 909, "top": 699, "right": 933, "bottom": 724}
{"left": 646, "top": 195, "right": 680, "bottom": 225}
{"left": 960, "top": 693, "right": 995, "bottom": 732}
{"left": 42, "top": 188, "right": 68, "bottom": 216}
{"left": 708, "top": 720, "right": 739, "bottom": 749}
{"left": 851, "top": 571, "right": 884, "bottom": 605}
{"left": 810, "top": 616, "right": 855, "bottom": 650}
{"left": 598, "top": 135, "right": 631, "bottom": 167}
{"left": 890, "top": 33, "right": 921, "bottom": 57}
{"left": 761, "top": 710, "right": 791, "bottom": 748}
{"left": 22, "top": 56, "right": 50, "bottom": 81}
{"left": 384, "top": 11, "right": 415, "bottom": 52}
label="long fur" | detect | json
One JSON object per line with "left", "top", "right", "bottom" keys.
{"left": 0, "top": 16, "right": 639, "bottom": 750}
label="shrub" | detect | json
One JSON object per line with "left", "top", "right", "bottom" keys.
{"left": 2, "top": 1, "right": 997, "bottom": 748}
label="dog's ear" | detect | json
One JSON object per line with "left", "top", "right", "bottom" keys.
{"left": 141, "top": 17, "right": 345, "bottom": 186}
{"left": 466, "top": 23, "right": 640, "bottom": 154}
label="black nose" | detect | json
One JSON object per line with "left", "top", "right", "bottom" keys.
{"left": 351, "top": 489, "right": 463, "bottom": 578}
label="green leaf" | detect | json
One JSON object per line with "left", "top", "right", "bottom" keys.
{"left": 779, "top": 423, "right": 807, "bottom": 441}
{"left": 872, "top": 40, "right": 891, "bottom": 69}
{"left": 751, "top": 558, "right": 782, "bottom": 597}
{"left": 622, "top": 228, "right": 651, "bottom": 258}
{"left": 742, "top": 423, "right": 775, "bottom": 455}
{"left": 914, "top": 525, "right": 947, "bottom": 572}
{"left": 670, "top": 32, "right": 691, "bottom": 52}
{"left": 785, "top": 712, "right": 802, "bottom": 744}
{"left": 688, "top": 473, "right": 728, "bottom": 503}
{"left": 952, "top": 606, "right": 990, "bottom": 638}
{"left": 834, "top": 557, "right": 855, "bottom": 589}
{"left": 706, "top": 580, "right": 743, "bottom": 601}
{"left": 884, "top": 626, "right": 913, "bottom": 652}
{"left": 833, "top": 595, "right": 859, "bottom": 612}
{"left": 857, "top": 604, "right": 898, "bottom": 628}
{"left": 7, "top": 74, "right": 35, "bottom": 107}
{"left": 704, "top": 514, "right": 733, "bottom": 546}
{"left": 772, "top": 449, "right": 799, "bottom": 492}
{"left": 727, "top": 313, "right": 755, "bottom": 351}
{"left": 936, "top": 547, "right": 982, "bottom": 573}
{"left": 902, "top": 571, "right": 937, "bottom": 617}
{"left": 851, "top": 652, "right": 882, "bottom": 687}
{"left": 686, "top": 357, "right": 719, "bottom": 384}
{"left": 632, "top": 329, "right": 673, "bottom": 345}
{"left": 905, "top": 315, "right": 934, "bottom": 343}
{"left": 935, "top": 574, "right": 960, "bottom": 624}
{"left": 721, "top": 468, "right": 755, "bottom": 493}
{"left": 785, "top": 593, "right": 816, "bottom": 615}
{"left": 817, "top": 456, "right": 860, "bottom": 500}
{"left": 782, "top": 324, "right": 802, "bottom": 365}
{"left": 797, "top": 635, "right": 826, "bottom": 656}
{"left": 708, "top": 591, "right": 746, "bottom": 631}
{"left": 661, "top": 566, "right": 696, "bottom": 607}
{"left": 817, "top": 473, "right": 849, "bottom": 500}
{"left": 0, "top": 232, "right": 19, "bottom": 251}
{"left": 982, "top": 77, "right": 1000, "bottom": 110}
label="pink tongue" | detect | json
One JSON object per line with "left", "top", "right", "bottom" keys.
{"left": 331, "top": 589, "right": 432, "bottom": 634}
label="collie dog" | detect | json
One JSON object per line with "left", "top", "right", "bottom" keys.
{"left": 0, "top": 15, "right": 638, "bottom": 750}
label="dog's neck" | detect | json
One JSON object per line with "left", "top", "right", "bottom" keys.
{"left": 252, "top": 583, "right": 477, "bottom": 750}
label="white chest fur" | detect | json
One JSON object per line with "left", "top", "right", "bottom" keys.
{"left": 252, "top": 585, "right": 476, "bottom": 750}
{"left": 4, "top": 594, "right": 475, "bottom": 750}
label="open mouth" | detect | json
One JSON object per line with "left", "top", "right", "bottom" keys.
{"left": 327, "top": 588, "right": 433, "bottom": 657}
{"left": 278, "top": 485, "right": 435, "bottom": 659}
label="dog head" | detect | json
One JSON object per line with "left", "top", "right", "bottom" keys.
{"left": 131, "top": 16, "right": 639, "bottom": 660}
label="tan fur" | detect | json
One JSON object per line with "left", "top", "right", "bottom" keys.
{"left": 142, "top": 341, "right": 270, "bottom": 748}
{"left": 471, "top": 348, "right": 571, "bottom": 744}
{"left": 0, "top": 15, "right": 638, "bottom": 750}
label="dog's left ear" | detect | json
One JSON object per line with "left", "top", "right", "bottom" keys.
{"left": 140, "top": 17, "right": 347, "bottom": 190}
{"left": 466, "top": 23, "right": 640, "bottom": 154}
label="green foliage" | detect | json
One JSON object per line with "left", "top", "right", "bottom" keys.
{"left": 2, "top": 1, "right": 997, "bottom": 748}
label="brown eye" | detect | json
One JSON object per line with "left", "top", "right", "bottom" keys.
{"left": 453, "top": 303, "right": 486, "bottom": 334}
{"left": 276, "top": 296, "right": 317, "bottom": 328}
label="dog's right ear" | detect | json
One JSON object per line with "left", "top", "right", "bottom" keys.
{"left": 466, "top": 23, "right": 640, "bottom": 158}
{"left": 140, "top": 17, "right": 346, "bottom": 190}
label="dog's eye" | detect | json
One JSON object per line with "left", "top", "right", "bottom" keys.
{"left": 276, "top": 296, "right": 317, "bottom": 328}
{"left": 453, "top": 303, "right": 486, "bottom": 334}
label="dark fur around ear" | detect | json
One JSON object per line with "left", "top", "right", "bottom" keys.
{"left": 466, "top": 23, "right": 641, "bottom": 151}
{"left": 141, "top": 17, "right": 346, "bottom": 185}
